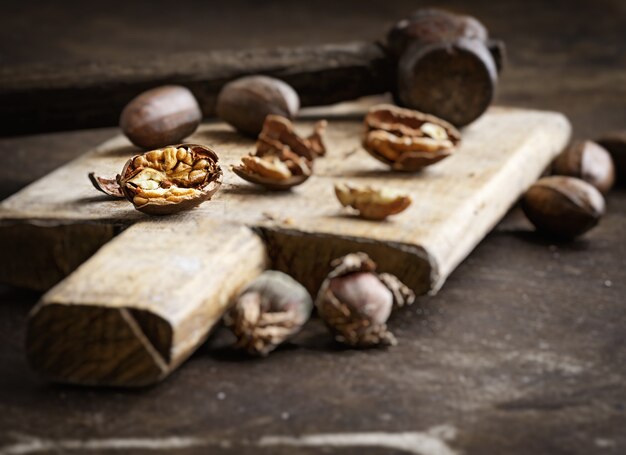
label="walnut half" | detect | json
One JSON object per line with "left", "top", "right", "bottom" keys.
{"left": 335, "top": 182, "right": 412, "bottom": 220}
{"left": 363, "top": 104, "right": 461, "bottom": 171}
{"left": 232, "top": 115, "right": 327, "bottom": 190}
{"left": 119, "top": 143, "right": 222, "bottom": 215}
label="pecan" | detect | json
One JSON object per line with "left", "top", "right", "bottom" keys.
{"left": 335, "top": 182, "right": 412, "bottom": 220}
{"left": 118, "top": 144, "right": 222, "bottom": 215}
{"left": 363, "top": 104, "right": 461, "bottom": 171}
{"left": 232, "top": 115, "right": 326, "bottom": 190}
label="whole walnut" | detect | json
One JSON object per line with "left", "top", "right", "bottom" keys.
{"left": 216, "top": 75, "right": 300, "bottom": 136}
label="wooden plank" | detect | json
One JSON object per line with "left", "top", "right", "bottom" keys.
{"left": 0, "top": 42, "right": 391, "bottom": 135}
{"left": 27, "top": 221, "right": 267, "bottom": 387}
{"left": 0, "top": 106, "right": 571, "bottom": 294}
{"left": 0, "top": 105, "right": 571, "bottom": 386}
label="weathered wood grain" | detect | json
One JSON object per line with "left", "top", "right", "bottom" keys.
{"left": 27, "top": 222, "right": 267, "bottom": 386}
{"left": 1, "top": 105, "right": 570, "bottom": 386}
{"left": 0, "top": 42, "right": 392, "bottom": 135}
{"left": 0, "top": 106, "right": 571, "bottom": 293}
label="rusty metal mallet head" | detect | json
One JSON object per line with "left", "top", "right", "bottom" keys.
{"left": 386, "top": 8, "right": 505, "bottom": 127}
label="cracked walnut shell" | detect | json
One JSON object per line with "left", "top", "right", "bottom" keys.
{"left": 232, "top": 115, "right": 327, "bottom": 190}
{"left": 119, "top": 144, "right": 222, "bottom": 215}
{"left": 363, "top": 104, "right": 461, "bottom": 171}
{"left": 335, "top": 182, "right": 412, "bottom": 220}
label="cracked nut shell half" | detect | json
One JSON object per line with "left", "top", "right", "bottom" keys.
{"left": 363, "top": 104, "right": 461, "bottom": 171}
{"left": 119, "top": 143, "right": 222, "bottom": 215}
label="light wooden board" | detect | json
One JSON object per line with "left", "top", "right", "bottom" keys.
{"left": 0, "top": 105, "right": 571, "bottom": 386}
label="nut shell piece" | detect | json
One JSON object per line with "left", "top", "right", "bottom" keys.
{"left": 88, "top": 172, "right": 124, "bottom": 198}
{"left": 232, "top": 115, "right": 326, "bottom": 191}
{"left": 216, "top": 75, "right": 300, "bottom": 136}
{"left": 552, "top": 140, "right": 615, "bottom": 194}
{"left": 224, "top": 271, "right": 313, "bottom": 356}
{"left": 522, "top": 176, "right": 605, "bottom": 239}
{"left": 315, "top": 253, "right": 415, "bottom": 348}
{"left": 335, "top": 182, "right": 412, "bottom": 220}
{"left": 363, "top": 104, "right": 461, "bottom": 171}
{"left": 120, "top": 85, "right": 202, "bottom": 150}
{"left": 119, "top": 143, "right": 222, "bottom": 215}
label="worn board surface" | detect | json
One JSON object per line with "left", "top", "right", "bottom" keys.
{"left": 0, "top": 0, "right": 625, "bottom": 453}
{"left": 0, "top": 106, "right": 570, "bottom": 295}
{"left": 0, "top": 105, "right": 570, "bottom": 386}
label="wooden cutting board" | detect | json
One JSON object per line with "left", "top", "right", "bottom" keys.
{"left": 0, "top": 104, "right": 570, "bottom": 387}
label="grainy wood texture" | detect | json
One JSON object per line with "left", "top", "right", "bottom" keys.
{"left": 0, "top": 106, "right": 569, "bottom": 295}
{"left": 27, "top": 222, "right": 266, "bottom": 386}
{"left": 0, "top": 105, "right": 570, "bottom": 386}
{"left": 0, "top": 1, "right": 624, "bottom": 453}
{"left": 0, "top": 42, "right": 392, "bottom": 135}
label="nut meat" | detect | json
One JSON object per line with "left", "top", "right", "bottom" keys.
{"left": 363, "top": 104, "right": 461, "bottom": 171}
{"left": 335, "top": 182, "right": 412, "bottom": 220}
{"left": 232, "top": 115, "right": 327, "bottom": 190}
{"left": 119, "top": 144, "right": 222, "bottom": 215}
{"left": 315, "top": 253, "right": 415, "bottom": 348}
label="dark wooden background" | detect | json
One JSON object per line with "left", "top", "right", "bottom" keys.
{"left": 0, "top": 1, "right": 624, "bottom": 453}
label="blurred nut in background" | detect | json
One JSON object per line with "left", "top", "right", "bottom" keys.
{"left": 120, "top": 85, "right": 202, "bottom": 149}
{"left": 596, "top": 130, "right": 626, "bottom": 185}
{"left": 216, "top": 75, "right": 300, "bottom": 136}
{"left": 552, "top": 140, "right": 615, "bottom": 194}
{"left": 522, "top": 176, "right": 605, "bottom": 239}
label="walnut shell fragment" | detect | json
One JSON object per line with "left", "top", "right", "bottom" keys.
{"left": 315, "top": 253, "right": 415, "bottom": 348}
{"left": 224, "top": 271, "right": 313, "bottom": 356}
{"left": 335, "top": 182, "right": 412, "bottom": 220}
{"left": 363, "top": 104, "right": 461, "bottom": 171}
{"left": 88, "top": 172, "right": 124, "bottom": 198}
{"left": 119, "top": 143, "right": 222, "bottom": 215}
{"left": 232, "top": 115, "right": 327, "bottom": 190}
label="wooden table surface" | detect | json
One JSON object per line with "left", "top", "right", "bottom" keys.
{"left": 0, "top": 1, "right": 624, "bottom": 453}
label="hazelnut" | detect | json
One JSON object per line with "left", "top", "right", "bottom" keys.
{"left": 216, "top": 76, "right": 300, "bottom": 136}
{"left": 224, "top": 271, "right": 312, "bottom": 356}
{"left": 522, "top": 176, "right": 605, "bottom": 239}
{"left": 595, "top": 130, "right": 626, "bottom": 185}
{"left": 120, "top": 85, "right": 202, "bottom": 150}
{"left": 118, "top": 144, "right": 222, "bottom": 215}
{"left": 552, "top": 140, "right": 615, "bottom": 194}
{"left": 315, "top": 253, "right": 414, "bottom": 348}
